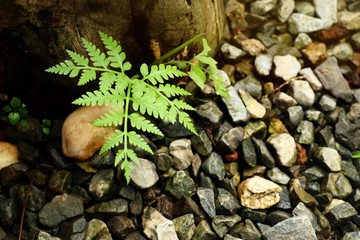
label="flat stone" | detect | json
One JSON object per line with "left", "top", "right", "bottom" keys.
{"left": 315, "top": 57, "right": 353, "bottom": 103}
{"left": 273, "top": 54, "right": 301, "bottom": 81}
{"left": 299, "top": 68, "right": 323, "bottom": 91}
{"left": 266, "top": 133, "right": 297, "bottom": 167}
{"left": 237, "top": 176, "right": 282, "bottom": 209}
{"left": 222, "top": 86, "right": 251, "bottom": 123}
{"left": 239, "top": 89, "right": 266, "bottom": 119}
{"left": 287, "top": 80, "right": 315, "bottom": 107}
{"left": 288, "top": 13, "right": 331, "bottom": 34}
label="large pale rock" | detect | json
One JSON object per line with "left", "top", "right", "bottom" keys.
{"left": 0, "top": 142, "right": 19, "bottom": 170}
{"left": 237, "top": 176, "right": 282, "bottom": 209}
{"left": 62, "top": 106, "right": 117, "bottom": 161}
{"left": 266, "top": 133, "right": 297, "bottom": 167}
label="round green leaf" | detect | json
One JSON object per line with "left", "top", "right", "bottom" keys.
{"left": 42, "top": 127, "right": 50, "bottom": 135}
{"left": 42, "top": 119, "right": 52, "bottom": 127}
{"left": 18, "top": 107, "right": 28, "bottom": 117}
{"left": 3, "top": 105, "right": 11, "bottom": 113}
{"left": 10, "top": 96, "right": 22, "bottom": 108}
{"left": 20, "top": 119, "right": 28, "bottom": 127}
{"left": 8, "top": 112, "right": 20, "bottom": 125}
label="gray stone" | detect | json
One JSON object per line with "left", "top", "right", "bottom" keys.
{"left": 266, "top": 133, "right": 297, "bottom": 167}
{"left": 277, "top": 0, "right": 295, "bottom": 22}
{"left": 250, "top": 0, "right": 277, "bottom": 15}
{"left": 173, "top": 214, "right": 196, "bottom": 240}
{"left": 218, "top": 126, "right": 244, "bottom": 154}
{"left": 277, "top": 186, "right": 292, "bottom": 210}
{"left": 0, "top": 196, "right": 18, "bottom": 228}
{"left": 48, "top": 170, "right": 72, "bottom": 194}
{"left": 196, "top": 100, "right": 223, "bottom": 126}
{"left": 222, "top": 86, "right": 250, "bottom": 123}
{"left": 296, "top": 120, "right": 314, "bottom": 145}
{"left": 234, "top": 75, "right": 263, "bottom": 100}
{"left": 305, "top": 109, "right": 324, "bottom": 124}
{"left": 294, "top": 33, "right": 312, "bottom": 49}
{"left": 274, "top": 54, "right": 301, "bottom": 81}
{"left": 221, "top": 43, "right": 246, "bottom": 61}
{"left": 267, "top": 167, "right": 290, "bottom": 185}
{"left": 142, "top": 206, "right": 178, "bottom": 240}
{"left": 288, "top": 13, "right": 330, "bottom": 34}
{"left": 88, "top": 169, "right": 117, "bottom": 201}
{"left": 164, "top": 171, "right": 196, "bottom": 200}
{"left": 107, "top": 216, "right": 136, "bottom": 239}
{"left": 240, "top": 138, "right": 257, "bottom": 167}
{"left": 89, "top": 150, "right": 114, "bottom": 168}
{"left": 328, "top": 42, "right": 354, "bottom": 62}
{"left": 252, "top": 138, "right": 276, "bottom": 168}
{"left": 254, "top": 53, "right": 272, "bottom": 76}
{"left": 192, "top": 220, "right": 217, "bottom": 240}
{"left": 318, "top": 94, "right": 337, "bottom": 112}
{"left": 202, "top": 152, "right": 226, "bottom": 181}
{"left": 266, "top": 210, "right": 293, "bottom": 225}
{"left": 18, "top": 185, "right": 45, "bottom": 212}
{"left": 130, "top": 158, "right": 159, "bottom": 189}
{"left": 342, "top": 160, "right": 360, "bottom": 187}
{"left": 299, "top": 68, "right": 323, "bottom": 91}
{"left": 39, "top": 194, "right": 84, "bottom": 227}
{"left": 335, "top": 104, "right": 360, "bottom": 150}
{"left": 169, "top": 139, "right": 194, "bottom": 170}
{"left": 191, "top": 130, "right": 213, "bottom": 157}
{"left": 263, "top": 216, "right": 317, "bottom": 240}
{"left": 59, "top": 217, "right": 87, "bottom": 240}
{"left": 244, "top": 121, "right": 267, "bottom": 140}
{"left": 342, "top": 232, "right": 360, "bottom": 240}
{"left": 315, "top": 147, "right": 342, "bottom": 172}
{"left": 271, "top": 92, "right": 298, "bottom": 111}
{"left": 292, "top": 202, "right": 318, "bottom": 231}
{"left": 241, "top": 208, "right": 267, "bottom": 223}
{"left": 338, "top": 11, "right": 360, "bottom": 30}
{"left": 84, "top": 219, "right": 111, "bottom": 240}
{"left": 315, "top": 57, "right": 353, "bottom": 103}
{"left": 229, "top": 219, "right": 262, "bottom": 240}
{"left": 216, "top": 188, "right": 241, "bottom": 215}
{"left": 212, "top": 214, "right": 241, "bottom": 238}
{"left": 326, "top": 201, "right": 358, "bottom": 227}
{"left": 317, "top": 125, "right": 336, "bottom": 147}
{"left": 86, "top": 198, "right": 128, "bottom": 219}
{"left": 153, "top": 146, "right": 173, "bottom": 171}
{"left": 288, "top": 80, "right": 315, "bottom": 107}
{"left": 197, "top": 188, "right": 216, "bottom": 218}
{"left": 322, "top": 173, "right": 353, "bottom": 199}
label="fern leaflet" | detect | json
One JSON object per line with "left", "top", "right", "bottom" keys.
{"left": 127, "top": 131, "right": 153, "bottom": 154}
{"left": 93, "top": 109, "right": 125, "bottom": 127}
{"left": 82, "top": 38, "right": 110, "bottom": 68}
{"left": 142, "top": 64, "right": 186, "bottom": 85}
{"left": 100, "top": 130, "right": 125, "bottom": 154}
{"left": 158, "top": 84, "right": 191, "bottom": 97}
{"left": 73, "top": 89, "right": 125, "bottom": 107}
{"left": 128, "top": 113, "right": 163, "bottom": 136}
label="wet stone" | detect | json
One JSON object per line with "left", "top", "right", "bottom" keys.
{"left": 84, "top": 219, "right": 111, "bottom": 240}
{"left": 222, "top": 86, "right": 251, "bottom": 123}
{"left": 18, "top": 184, "right": 45, "bottom": 212}
{"left": 88, "top": 168, "right": 117, "bottom": 201}
{"left": 202, "top": 152, "right": 225, "bottom": 181}
{"left": 130, "top": 158, "right": 159, "bottom": 189}
{"left": 322, "top": 172, "right": 353, "bottom": 199}
{"left": 48, "top": 170, "right": 72, "bottom": 194}
{"left": 39, "top": 194, "right": 84, "bottom": 227}
{"left": 173, "top": 214, "right": 196, "bottom": 240}
{"left": 212, "top": 214, "right": 241, "bottom": 238}
{"left": 263, "top": 216, "right": 317, "bottom": 240}
{"left": 164, "top": 170, "right": 196, "bottom": 200}
{"left": 266, "top": 133, "right": 297, "bottom": 167}
{"left": 197, "top": 188, "right": 216, "bottom": 218}
{"left": 326, "top": 201, "right": 358, "bottom": 228}
{"left": 273, "top": 54, "right": 301, "bottom": 81}
{"left": 59, "top": 217, "right": 87, "bottom": 240}
{"left": 196, "top": 100, "right": 223, "bottom": 126}
{"left": 288, "top": 80, "right": 315, "bottom": 108}
{"left": 314, "top": 147, "right": 342, "bottom": 172}
{"left": 255, "top": 53, "right": 272, "bottom": 76}
{"left": 169, "top": 139, "right": 194, "bottom": 170}
{"left": 86, "top": 198, "right": 128, "bottom": 219}
{"left": 107, "top": 216, "right": 135, "bottom": 239}
{"left": 191, "top": 130, "right": 213, "bottom": 157}
{"left": 216, "top": 188, "right": 241, "bottom": 215}
{"left": 252, "top": 138, "right": 275, "bottom": 168}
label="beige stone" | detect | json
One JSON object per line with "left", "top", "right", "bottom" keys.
{"left": 239, "top": 89, "right": 266, "bottom": 119}
{"left": 237, "top": 176, "right": 282, "bottom": 209}
{"left": 0, "top": 142, "right": 19, "bottom": 170}
{"left": 62, "top": 105, "right": 117, "bottom": 161}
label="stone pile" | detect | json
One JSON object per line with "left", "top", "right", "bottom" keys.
{"left": 1, "top": 0, "right": 360, "bottom": 239}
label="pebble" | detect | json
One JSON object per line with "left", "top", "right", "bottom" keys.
{"left": 197, "top": 187, "right": 216, "bottom": 218}
{"left": 328, "top": 42, "right": 354, "bottom": 62}
{"left": 288, "top": 13, "right": 330, "bottom": 34}
{"left": 322, "top": 172, "right": 353, "bottom": 199}
{"left": 222, "top": 86, "right": 251, "bottom": 123}
{"left": 169, "top": 139, "right": 194, "bottom": 170}
{"left": 254, "top": 53, "right": 272, "bottom": 76}
{"left": 0, "top": 142, "right": 19, "bottom": 170}
{"left": 266, "top": 133, "right": 297, "bottom": 167}
{"left": 130, "top": 158, "right": 159, "bottom": 189}
{"left": 302, "top": 42, "right": 328, "bottom": 65}
{"left": 313, "top": 0, "right": 337, "bottom": 25}
{"left": 273, "top": 54, "right": 301, "bottom": 81}
{"left": 294, "top": 33, "right": 312, "bottom": 49}
{"left": 192, "top": 220, "right": 217, "bottom": 240}
{"left": 234, "top": 75, "right": 263, "bottom": 100}
{"left": 287, "top": 80, "right": 315, "bottom": 107}
{"left": 173, "top": 214, "right": 196, "bottom": 240}
{"left": 250, "top": 0, "right": 277, "bottom": 15}
{"left": 266, "top": 167, "right": 290, "bottom": 185}
{"left": 196, "top": 100, "right": 223, "bottom": 126}
{"left": 238, "top": 89, "right": 266, "bottom": 119}
{"left": 202, "top": 151, "right": 226, "bottom": 181}
{"left": 277, "top": 0, "right": 294, "bottom": 23}
{"left": 212, "top": 214, "right": 241, "bottom": 238}
{"left": 338, "top": 11, "right": 360, "bottom": 30}
{"left": 296, "top": 120, "right": 314, "bottom": 145}
{"left": 318, "top": 94, "right": 337, "bottom": 112}
{"left": 221, "top": 43, "right": 246, "bottom": 61}
{"left": 294, "top": 1, "right": 315, "bottom": 16}
{"left": 237, "top": 176, "right": 282, "bottom": 209}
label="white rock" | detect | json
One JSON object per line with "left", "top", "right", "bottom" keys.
{"left": 237, "top": 176, "right": 282, "bottom": 209}
{"left": 274, "top": 54, "right": 301, "bottom": 81}
{"left": 255, "top": 53, "right": 272, "bottom": 76}
{"left": 277, "top": 0, "right": 295, "bottom": 23}
{"left": 287, "top": 80, "right": 316, "bottom": 107}
{"left": 338, "top": 11, "right": 360, "bottom": 30}
{"left": 288, "top": 13, "right": 331, "bottom": 34}
{"left": 299, "top": 68, "right": 323, "bottom": 91}
{"left": 62, "top": 105, "right": 117, "bottom": 161}
{"left": 0, "top": 142, "right": 19, "bottom": 170}
{"left": 266, "top": 133, "right": 297, "bottom": 167}
{"left": 314, "top": 0, "right": 337, "bottom": 25}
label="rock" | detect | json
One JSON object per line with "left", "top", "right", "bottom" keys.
{"left": 292, "top": 202, "right": 318, "bottom": 231}
{"left": 164, "top": 171, "right": 196, "bottom": 200}
{"left": 335, "top": 105, "right": 360, "bottom": 150}
{"left": 318, "top": 94, "right": 337, "bottom": 112}
{"left": 322, "top": 172, "right": 353, "bottom": 199}
{"left": 85, "top": 219, "right": 112, "bottom": 240}
{"left": 153, "top": 146, "right": 173, "bottom": 171}
{"left": 129, "top": 158, "right": 159, "bottom": 189}
{"left": 237, "top": 176, "right": 282, "bottom": 209}
{"left": 328, "top": 42, "right": 354, "bottom": 62}
{"left": 107, "top": 216, "right": 136, "bottom": 239}
{"left": 288, "top": 13, "right": 330, "bottom": 34}
{"left": 296, "top": 120, "right": 314, "bottom": 145}
{"left": 18, "top": 184, "right": 46, "bottom": 212}
{"left": 277, "top": 186, "right": 292, "bottom": 210}
{"left": 88, "top": 168, "right": 117, "bottom": 201}
{"left": 216, "top": 188, "right": 241, "bottom": 215}
{"left": 197, "top": 188, "right": 216, "bottom": 218}
{"left": 313, "top": 0, "right": 337, "bottom": 25}
{"left": 212, "top": 215, "right": 241, "bottom": 238}
{"left": 48, "top": 170, "right": 72, "bottom": 194}
{"left": 218, "top": 126, "right": 244, "bottom": 154}
{"left": 202, "top": 152, "right": 226, "bottom": 181}
{"left": 250, "top": 0, "right": 276, "bottom": 15}
{"left": 326, "top": 201, "right": 358, "bottom": 227}
{"left": 0, "top": 196, "right": 18, "bottom": 228}
{"left": 192, "top": 220, "right": 217, "bottom": 240}
{"left": 255, "top": 53, "right": 272, "bottom": 76}
{"left": 284, "top": 105, "right": 304, "bottom": 131}
{"left": 290, "top": 179, "right": 318, "bottom": 207}
{"left": 244, "top": 121, "right": 267, "bottom": 139}
{"left": 0, "top": 142, "right": 19, "bottom": 170}
{"left": 62, "top": 105, "right": 117, "bottom": 161}
{"left": 173, "top": 214, "right": 196, "bottom": 240}
{"left": 221, "top": 43, "right": 246, "bottom": 61}
{"left": 271, "top": 92, "right": 298, "bottom": 111}
{"left": 234, "top": 75, "right": 263, "bottom": 100}
{"left": 252, "top": 138, "right": 276, "bottom": 168}
{"left": 338, "top": 11, "right": 360, "bottom": 30}
{"left": 240, "top": 38, "right": 266, "bottom": 56}
{"left": 294, "top": 33, "right": 312, "bottom": 49}
{"left": 273, "top": 54, "right": 301, "bottom": 81}
{"left": 39, "top": 194, "right": 84, "bottom": 227}
{"left": 191, "top": 130, "right": 213, "bottom": 157}
{"left": 239, "top": 89, "right": 266, "bottom": 119}
{"left": 266, "top": 133, "right": 297, "bottom": 167}
{"left": 299, "top": 68, "right": 323, "bottom": 91}
{"left": 263, "top": 216, "right": 317, "bottom": 240}
{"left": 222, "top": 86, "right": 250, "bottom": 123}
{"left": 302, "top": 42, "right": 328, "bottom": 65}
{"left": 240, "top": 137, "right": 257, "bottom": 167}
{"left": 287, "top": 80, "right": 315, "bottom": 107}
{"left": 315, "top": 57, "right": 353, "bottom": 103}
{"left": 277, "top": 0, "right": 295, "bottom": 23}
{"left": 294, "top": 1, "right": 315, "bottom": 16}
{"left": 229, "top": 219, "right": 262, "bottom": 240}
{"left": 266, "top": 167, "right": 290, "bottom": 185}
{"left": 86, "top": 198, "right": 128, "bottom": 219}
{"left": 314, "top": 147, "right": 342, "bottom": 172}
{"left": 196, "top": 100, "right": 223, "bottom": 126}
{"left": 59, "top": 217, "right": 87, "bottom": 240}
{"left": 169, "top": 139, "right": 194, "bottom": 170}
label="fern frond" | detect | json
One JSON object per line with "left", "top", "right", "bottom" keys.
{"left": 188, "top": 64, "right": 206, "bottom": 89}
{"left": 78, "top": 69, "right": 97, "bottom": 85}
{"left": 158, "top": 84, "right": 191, "bottom": 97}
{"left": 81, "top": 38, "right": 110, "bottom": 68}
{"left": 93, "top": 108, "right": 124, "bottom": 127}
{"left": 72, "top": 89, "right": 125, "bottom": 107}
{"left": 100, "top": 129, "right": 125, "bottom": 154}
{"left": 178, "top": 111, "right": 197, "bottom": 134}
{"left": 127, "top": 131, "right": 153, "bottom": 154}
{"left": 143, "top": 64, "right": 186, "bottom": 85}
{"left": 66, "top": 50, "right": 89, "bottom": 67}
{"left": 128, "top": 113, "right": 163, "bottom": 136}
{"left": 99, "top": 72, "right": 117, "bottom": 91}
{"left": 98, "top": 31, "right": 131, "bottom": 71}
{"left": 172, "top": 99, "right": 196, "bottom": 111}
{"left": 45, "top": 60, "right": 76, "bottom": 76}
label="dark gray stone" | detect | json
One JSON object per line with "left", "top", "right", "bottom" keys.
{"left": 266, "top": 210, "right": 293, "bottom": 225}
{"left": 59, "top": 217, "right": 88, "bottom": 240}
{"left": 276, "top": 186, "right": 292, "bottom": 210}
{"left": 326, "top": 202, "right": 358, "bottom": 227}
{"left": 164, "top": 171, "right": 196, "bottom": 200}
{"left": 86, "top": 198, "right": 128, "bottom": 219}
{"left": 0, "top": 196, "right": 18, "bottom": 228}
{"left": 335, "top": 104, "right": 360, "bottom": 150}
{"left": 216, "top": 188, "right": 241, "bottom": 215}
{"left": 88, "top": 168, "right": 117, "bottom": 201}
{"left": 284, "top": 105, "right": 304, "bottom": 130}
{"left": 229, "top": 219, "right": 262, "bottom": 240}
{"left": 196, "top": 100, "right": 223, "bottom": 126}
{"left": 202, "top": 152, "right": 226, "bottom": 181}
{"left": 173, "top": 214, "right": 196, "bottom": 240}
{"left": 107, "top": 216, "right": 135, "bottom": 239}
{"left": 192, "top": 220, "right": 217, "bottom": 240}
{"left": 218, "top": 126, "right": 244, "bottom": 154}
{"left": 222, "top": 86, "right": 251, "bottom": 123}
{"left": 89, "top": 150, "right": 114, "bottom": 168}
{"left": 48, "top": 170, "right": 72, "bottom": 194}
{"left": 212, "top": 214, "right": 241, "bottom": 238}
{"left": 18, "top": 185, "right": 45, "bottom": 212}
{"left": 240, "top": 137, "right": 257, "bottom": 167}
{"left": 153, "top": 146, "right": 173, "bottom": 171}
{"left": 197, "top": 188, "right": 216, "bottom": 218}
{"left": 241, "top": 208, "right": 267, "bottom": 223}
{"left": 252, "top": 138, "right": 276, "bottom": 168}
{"left": 191, "top": 130, "right": 213, "bottom": 156}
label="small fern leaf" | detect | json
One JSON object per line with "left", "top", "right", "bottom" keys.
{"left": 127, "top": 131, "right": 153, "bottom": 154}
{"left": 158, "top": 84, "right": 191, "bottom": 97}
{"left": 45, "top": 60, "right": 76, "bottom": 76}
{"left": 196, "top": 55, "right": 217, "bottom": 67}
{"left": 72, "top": 89, "right": 125, "bottom": 107}
{"left": 93, "top": 108, "right": 124, "bottom": 127}
{"left": 140, "top": 63, "right": 149, "bottom": 78}
{"left": 146, "top": 64, "right": 186, "bottom": 85}
{"left": 115, "top": 73, "right": 130, "bottom": 95}
{"left": 115, "top": 149, "right": 126, "bottom": 167}
{"left": 128, "top": 113, "right": 163, "bottom": 136}
{"left": 82, "top": 38, "right": 110, "bottom": 68}
{"left": 210, "top": 73, "right": 230, "bottom": 98}
{"left": 131, "top": 80, "right": 146, "bottom": 99}
{"left": 172, "top": 99, "right": 195, "bottom": 111}
{"left": 100, "top": 130, "right": 125, "bottom": 154}
{"left": 78, "top": 69, "right": 97, "bottom": 85}
{"left": 188, "top": 64, "right": 206, "bottom": 89}
{"left": 178, "top": 111, "right": 197, "bottom": 135}
{"left": 99, "top": 72, "right": 116, "bottom": 91}
{"left": 66, "top": 50, "right": 89, "bottom": 67}
{"left": 199, "top": 38, "right": 212, "bottom": 56}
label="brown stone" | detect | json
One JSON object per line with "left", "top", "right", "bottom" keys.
{"left": 302, "top": 42, "right": 327, "bottom": 65}
{"left": 317, "top": 25, "right": 348, "bottom": 42}
{"left": 0, "top": 142, "right": 19, "bottom": 170}
{"left": 296, "top": 143, "right": 308, "bottom": 165}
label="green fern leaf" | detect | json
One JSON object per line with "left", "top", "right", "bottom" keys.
{"left": 127, "top": 131, "right": 153, "bottom": 154}
{"left": 158, "top": 84, "right": 191, "bottom": 97}
{"left": 210, "top": 72, "right": 229, "bottom": 98}
{"left": 172, "top": 99, "right": 196, "bottom": 111}
{"left": 198, "top": 38, "right": 212, "bottom": 56}
{"left": 115, "top": 73, "right": 131, "bottom": 95}
{"left": 66, "top": 50, "right": 89, "bottom": 67}
{"left": 45, "top": 60, "right": 76, "bottom": 75}
{"left": 131, "top": 80, "right": 146, "bottom": 99}
{"left": 93, "top": 108, "right": 124, "bottom": 127}
{"left": 100, "top": 129, "right": 125, "bottom": 154}
{"left": 188, "top": 64, "right": 206, "bottom": 89}
{"left": 78, "top": 69, "right": 97, "bottom": 85}
{"left": 115, "top": 149, "right": 126, "bottom": 167}
{"left": 128, "top": 113, "right": 163, "bottom": 136}
{"left": 73, "top": 89, "right": 125, "bottom": 107}
{"left": 140, "top": 63, "right": 149, "bottom": 78}
{"left": 145, "top": 64, "right": 186, "bottom": 85}
{"left": 82, "top": 38, "right": 110, "bottom": 68}
{"left": 99, "top": 72, "right": 117, "bottom": 91}
{"left": 178, "top": 111, "right": 197, "bottom": 134}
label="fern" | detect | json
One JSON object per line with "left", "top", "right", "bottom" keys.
{"left": 46, "top": 31, "right": 226, "bottom": 183}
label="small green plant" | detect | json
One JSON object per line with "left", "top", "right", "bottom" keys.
{"left": 352, "top": 151, "right": 360, "bottom": 158}
{"left": 46, "top": 32, "right": 227, "bottom": 182}
{"left": 41, "top": 119, "right": 52, "bottom": 135}
{"left": 2, "top": 96, "right": 28, "bottom": 126}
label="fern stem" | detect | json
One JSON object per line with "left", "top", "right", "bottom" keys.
{"left": 122, "top": 83, "right": 132, "bottom": 164}
{"left": 153, "top": 33, "right": 204, "bottom": 65}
